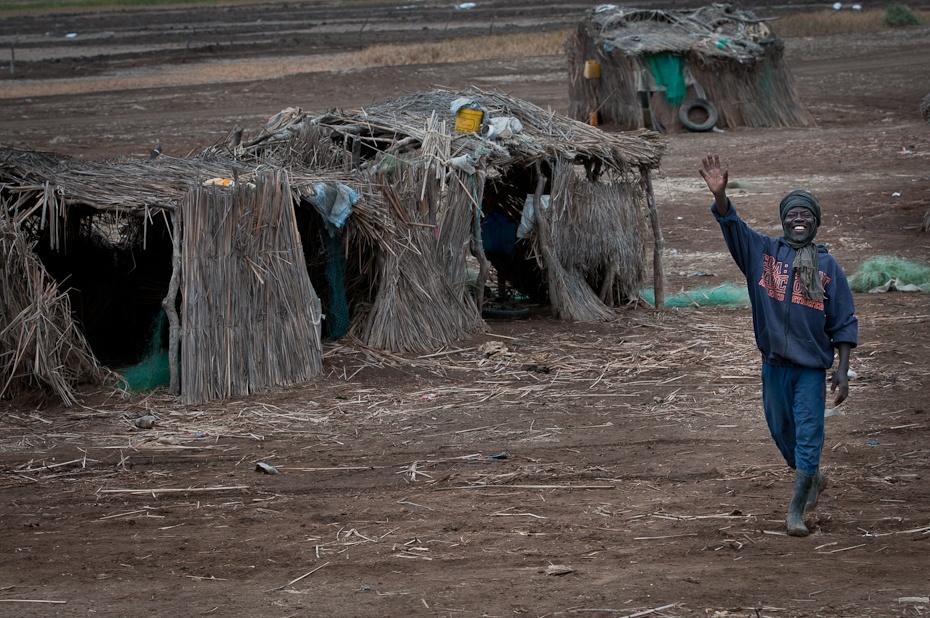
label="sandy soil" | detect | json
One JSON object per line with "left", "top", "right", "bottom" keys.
{"left": 1, "top": 1, "right": 930, "bottom": 617}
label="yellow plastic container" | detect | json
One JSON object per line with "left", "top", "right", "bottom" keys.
{"left": 455, "top": 108, "right": 484, "bottom": 134}
{"left": 583, "top": 59, "right": 601, "bottom": 79}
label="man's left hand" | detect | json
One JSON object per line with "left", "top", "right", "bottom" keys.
{"left": 831, "top": 371, "right": 849, "bottom": 406}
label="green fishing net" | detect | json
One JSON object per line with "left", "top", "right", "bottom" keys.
{"left": 847, "top": 256, "right": 930, "bottom": 293}
{"left": 641, "top": 283, "right": 750, "bottom": 308}
{"left": 118, "top": 310, "right": 170, "bottom": 392}
{"left": 324, "top": 230, "right": 350, "bottom": 338}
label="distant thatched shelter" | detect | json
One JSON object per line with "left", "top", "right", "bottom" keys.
{"left": 0, "top": 147, "right": 330, "bottom": 405}
{"left": 235, "top": 88, "right": 668, "bottom": 341}
{"left": 567, "top": 4, "right": 814, "bottom": 132}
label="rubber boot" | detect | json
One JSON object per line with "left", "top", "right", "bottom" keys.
{"left": 805, "top": 470, "right": 827, "bottom": 511}
{"left": 786, "top": 469, "right": 815, "bottom": 537}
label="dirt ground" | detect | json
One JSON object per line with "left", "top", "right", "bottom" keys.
{"left": 1, "top": 1, "right": 930, "bottom": 616}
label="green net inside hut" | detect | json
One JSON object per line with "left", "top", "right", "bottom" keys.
{"left": 566, "top": 4, "right": 815, "bottom": 132}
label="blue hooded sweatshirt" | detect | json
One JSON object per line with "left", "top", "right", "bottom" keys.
{"left": 713, "top": 201, "right": 858, "bottom": 369}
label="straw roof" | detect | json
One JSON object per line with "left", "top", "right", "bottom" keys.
{"left": 0, "top": 146, "right": 362, "bottom": 215}
{"left": 587, "top": 4, "right": 776, "bottom": 62}
{"left": 286, "top": 89, "right": 660, "bottom": 171}
{"left": 235, "top": 88, "right": 665, "bottom": 175}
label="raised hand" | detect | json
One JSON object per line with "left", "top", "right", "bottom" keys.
{"left": 699, "top": 153, "right": 730, "bottom": 215}
{"left": 699, "top": 153, "right": 728, "bottom": 197}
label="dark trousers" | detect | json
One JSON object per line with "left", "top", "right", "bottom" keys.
{"left": 761, "top": 363, "right": 827, "bottom": 475}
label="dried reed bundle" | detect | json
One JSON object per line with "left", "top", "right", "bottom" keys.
{"left": 1, "top": 145, "right": 358, "bottom": 225}
{"left": 690, "top": 53, "right": 814, "bottom": 128}
{"left": 360, "top": 172, "right": 484, "bottom": 352}
{"left": 566, "top": 23, "right": 642, "bottom": 128}
{"left": 179, "top": 170, "right": 323, "bottom": 403}
{"left": 547, "top": 160, "right": 646, "bottom": 305}
{"left": 439, "top": 171, "right": 483, "bottom": 298}
{"left": 533, "top": 165, "right": 615, "bottom": 322}
{"left": 1, "top": 148, "right": 244, "bottom": 213}
{"left": 0, "top": 210, "right": 110, "bottom": 405}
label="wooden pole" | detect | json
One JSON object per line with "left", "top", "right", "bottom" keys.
{"left": 470, "top": 171, "right": 490, "bottom": 312}
{"left": 598, "top": 261, "right": 616, "bottom": 306}
{"left": 162, "top": 208, "right": 182, "bottom": 395}
{"left": 644, "top": 170, "right": 665, "bottom": 309}
{"left": 531, "top": 162, "right": 560, "bottom": 317}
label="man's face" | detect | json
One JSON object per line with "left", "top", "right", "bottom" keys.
{"left": 783, "top": 206, "right": 816, "bottom": 243}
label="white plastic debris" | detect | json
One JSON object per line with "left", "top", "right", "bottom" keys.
{"left": 867, "top": 278, "right": 929, "bottom": 293}
{"left": 545, "top": 564, "right": 574, "bottom": 576}
{"left": 481, "top": 116, "right": 523, "bottom": 139}
{"left": 517, "top": 194, "right": 550, "bottom": 239}
{"left": 255, "top": 462, "right": 279, "bottom": 475}
{"left": 450, "top": 97, "right": 477, "bottom": 114}
{"left": 450, "top": 154, "right": 477, "bottom": 174}
{"left": 134, "top": 415, "right": 156, "bottom": 429}
{"left": 832, "top": 2, "right": 842, "bottom": 9}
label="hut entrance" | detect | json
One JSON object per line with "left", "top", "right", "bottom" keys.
{"left": 296, "top": 204, "right": 360, "bottom": 341}
{"left": 28, "top": 207, "right": 174, "bottom": 373}
{"left": 480, "top": 167, "right": 548, "bottom": 305}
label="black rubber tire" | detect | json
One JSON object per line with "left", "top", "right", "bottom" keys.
{"left": 678, "top": 98, "right": 719, "bottom": 132}
{"left": 482, "top": 302, "right": 531, "bottom": 320}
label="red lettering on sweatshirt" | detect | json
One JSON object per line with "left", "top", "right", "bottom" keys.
{"left": 791, "top": 272, "right": 830, "bottom": 310}
{"left": 759, "top": 254, "right": 789, "bottom": 301}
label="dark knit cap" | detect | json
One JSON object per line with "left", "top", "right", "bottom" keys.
{"left": 779, "top": 190, "right": 821, "bottom": 226}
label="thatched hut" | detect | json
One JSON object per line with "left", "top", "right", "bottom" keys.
{"left": 235, "top": 88, "right": 668, "bottom": 341}
{"left": 567, "top": 4, "right": 814, "bottom": 132}
{"left": 0, "top": 147, "right": 332, "bottom": 405}
{"left": 1, "top": 89, "right": 668, "bottom": 404}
